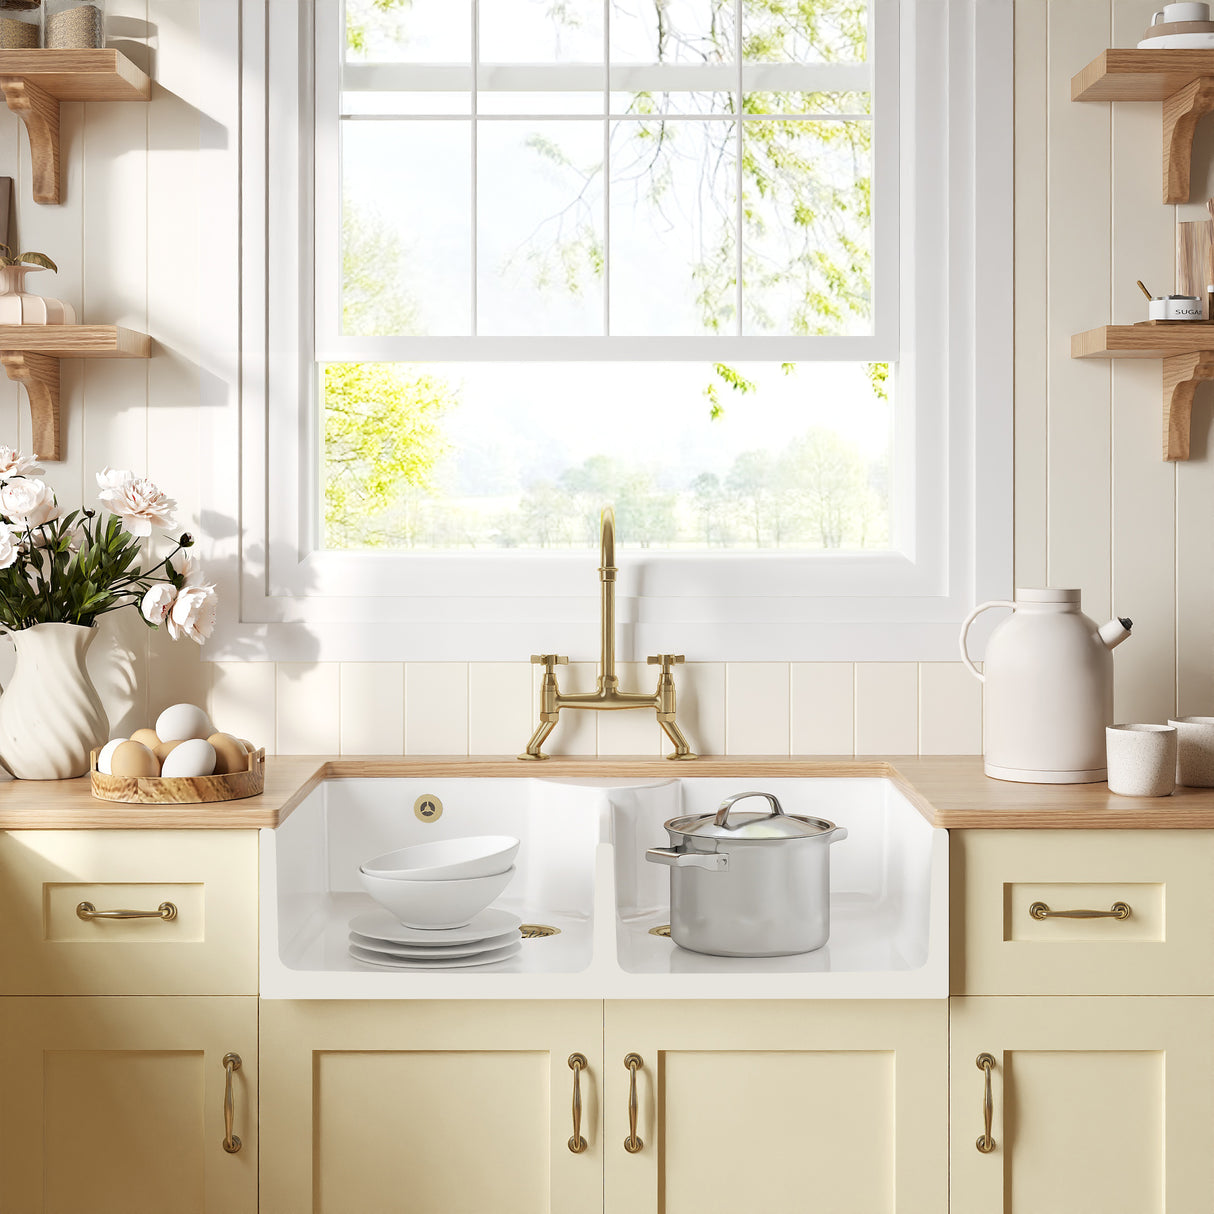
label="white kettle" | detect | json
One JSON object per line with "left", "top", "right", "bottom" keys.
{"left": 960, "top": 589, "right": 1132, "bottom": 784}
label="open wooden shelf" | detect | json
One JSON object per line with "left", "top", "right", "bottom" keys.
{"left": 1073, "top": 325, "right": 1214, "bottom": 461}
{"left": 0, "top": 50, "right": 151, "bottom": 205}
{"left": 0, "top": 325, "right": 150, "bottom": 461}
{"left": 1072, "top": 49, "right": 1214, "bottom": 204}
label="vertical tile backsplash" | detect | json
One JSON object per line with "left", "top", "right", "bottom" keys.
{"left": 197, "top": 659, "right": 985, "bottom": 757}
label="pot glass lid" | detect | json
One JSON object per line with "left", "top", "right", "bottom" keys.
{"left": 670, "top": 791, "right": 837, "bottom": 840}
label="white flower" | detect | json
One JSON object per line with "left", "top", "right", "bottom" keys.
{"left": 0, "top": 524, "right": 19, "bottom": 571}
{"left": 0, "top": 447, "right": 42, "bottom": 482}
{"left": 167, "top": 583, "right": 217, "bottom": 644}
{"left": 0, "top": 477, "right": 60, "bottom": 528}
{"left": 140, "top": 583, "right": 176, "bottom": 626}
{"left": 170, "top": 550, "right": 205, "bottom": 588}
{"left": 96, "top": 468, "right": 176, "bottom": 537}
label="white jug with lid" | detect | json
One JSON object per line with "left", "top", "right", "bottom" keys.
{"left": 960, "top": 589, "right": 1132, "bottom": 784}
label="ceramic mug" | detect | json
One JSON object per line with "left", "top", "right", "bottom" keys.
{"left": 1106, "top": 724, "right": 1177, "bottom": 797}
{"left": 1169, "top": 716, "right": 1214, "bottom": 787}
{"left": 1153, "top": 3, "right": 1211, "bottom": 22}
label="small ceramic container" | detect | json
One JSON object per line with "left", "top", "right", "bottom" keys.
{"left": 1148, "top": 295, "right": 1204, "bottom": 321}
{"left": 1106, "top": 724, "right": 1177, "bottom": 797}
{"left": 1168, "top": 716, "right": 1214, "bottom": 787}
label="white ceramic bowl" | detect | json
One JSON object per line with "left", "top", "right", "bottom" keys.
{"left": 358, "top": 866, "right": 516, "bottom": 929}
{"left": 360, "top": 835, "right": 520, "bottom": 881}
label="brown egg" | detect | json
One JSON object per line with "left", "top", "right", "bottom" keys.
{"left": 208, "top": 732, "right": 249, "bottom": 775}
{"left": 237, "top": 738, "right": 256, "bottom": 754}
{"left": 109, "top": 740, "right": 160, "bottom": 778}
{"left": 153, "top": 739, "right": 184, "bottom": 766}
{"left": 129, "top": 728, "right": 161, "bottom": 751}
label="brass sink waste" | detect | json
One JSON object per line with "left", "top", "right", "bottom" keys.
{"left": 519, "top": 506, "right": 697, "bottom": 761}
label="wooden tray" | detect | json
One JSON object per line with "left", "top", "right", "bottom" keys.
{"left": 89, "top": 748, "right": 266, "bottom": 804}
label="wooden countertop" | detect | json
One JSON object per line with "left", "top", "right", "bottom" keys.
{"left": 1, "top": 755, "right": 1213, "bottom": 830}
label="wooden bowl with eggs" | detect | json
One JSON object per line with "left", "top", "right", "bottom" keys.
{"left": 89, "top": 703, "right": 266, "bottom": 805}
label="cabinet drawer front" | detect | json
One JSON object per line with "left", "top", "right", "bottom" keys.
{"left": 953, "top": 830, "right": 1214, "bottom": 995}
{"left": 0, "top": 830, "right": 258, "bottom": 994}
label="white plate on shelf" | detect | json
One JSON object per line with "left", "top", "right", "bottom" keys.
{"left": 348, "top": 940, "right": 523, "bottom": 970}
{"left": 348, "top": 906, "right": 522, "bottom": 947}
{"left": 349, "top": 929, "right": 521, "bottom": 959}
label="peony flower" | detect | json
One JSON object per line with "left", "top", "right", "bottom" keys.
{"left": 96, "top": 468, "right": 176, "bottom": 537}
{"left": 167, "top": 583, "right": 217, "bottom": 644}
{"left": 140, "top": 583, "right": 176, "bottom": 626}
{"left": 0, "top": 524, "right": 19, "bottom": 571}
{"left": 0, "top": 477, "right": 60, "bottom": 528}
{"left": 0, "top": 447, "right": 42, "bottom": 482}
{"left": 170, "top": 550, "right": 206, "bottom": 588}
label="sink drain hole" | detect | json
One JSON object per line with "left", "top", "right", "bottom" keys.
{"left": 649, "top": 924, "right": 672, "bottom": 938}
{"left": 519, "top": 924, "right": 561, "bottom": 939}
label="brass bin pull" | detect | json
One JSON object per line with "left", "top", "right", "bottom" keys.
{"left": 568, "top": 1053, "right": 588, "bottom": 1154}
{"left": 222, "top": 1053, "right": 242, "bottom": 1154}
{"left": 76, "top": 900, "right": 177, "bottom": 922}
{"left": 1029, "top": 900, "right": 1131, "bottom": 921}
{"left": 975, "top": 1053, "right": 996, "bottom": 1154}
{"left": 623, "top": 1053, "right": 644, "bottom": 1154}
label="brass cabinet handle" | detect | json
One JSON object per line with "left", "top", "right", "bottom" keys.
{"left": 222, "top": 1053, "right": 242, "bottom": 1154}
{"left": 975, "top": 1053, "right": 996, "bottom": 1154}
{"left": 568, "top": 1053, "right": 588, "bottom": 1154}
{"left": 76, "top": 900, "right": 177, "bottom": 921}
{"left": 1029, "top": 900, "right": 1131, "bottom": 921}
{"left": 623, "top": 1053, "right": 644, "bottom": 1154}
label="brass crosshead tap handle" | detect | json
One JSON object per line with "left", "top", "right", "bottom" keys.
{"left": 647, "top": 654, "right": 685, "bottom": 670}
{"left": 531, "top": 654, "right": 569, "bottom": 671}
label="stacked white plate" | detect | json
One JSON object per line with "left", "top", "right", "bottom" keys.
{"left": 348, "top": 908, "right": 523, "bottom": 969}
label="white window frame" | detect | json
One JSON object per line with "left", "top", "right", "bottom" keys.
{"left": 200, "top": 0, "right": 1012, "bottom": 663}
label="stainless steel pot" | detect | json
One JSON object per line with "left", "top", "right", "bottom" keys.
{"left": 645, "top": 791, "right": 848, "bottom": 957}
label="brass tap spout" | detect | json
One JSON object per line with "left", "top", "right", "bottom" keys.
{"left": 519, "top": 506, "right": 697, "bottom": 761}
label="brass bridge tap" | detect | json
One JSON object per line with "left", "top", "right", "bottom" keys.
{"left": 519, "top": 507, "right": 697, "bottom": 761}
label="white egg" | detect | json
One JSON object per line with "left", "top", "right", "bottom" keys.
{"left": 96, "top": 738, "right": 127, "bottom": 775}
{"left": 155, "top": 703, "right": 216, "bottom": 743}
{"left": 159, "top": 738, "right": 217, "bottom": 778}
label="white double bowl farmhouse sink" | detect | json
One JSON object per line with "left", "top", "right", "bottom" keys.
{"left": 261, "top": 775, "right": 948, "bottom": 999}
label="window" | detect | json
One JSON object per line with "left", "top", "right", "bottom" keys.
{"left": 206, "top": 0, "right": 1012, "bottom": 662}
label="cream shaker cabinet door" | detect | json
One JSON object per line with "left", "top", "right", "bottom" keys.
{"left": 0, "top": 996, "right": 258, "bottom": 1214}
{"left": 260, "top": 1000, "right": 604, "bottom": 1214}
{"left": 950, "top": 996, "right": 1214, "bottom": 1213}
{"left": 604, "top": 1000, "right": 948, "bottom": 1214}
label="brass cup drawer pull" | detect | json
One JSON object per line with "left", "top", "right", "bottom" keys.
{"left": 222, "top": 1053, "right": 242, "bottom": 1154}
{"left": 975, "top": 1053, "right": 996, "bottom": 1154}
{"left": 1029, "top": 900, "right": 1131, "bottom": 921}
{"left": 76, "top": 900, "right": 177, "bottom": 922}
{"left": 568, "top": 1053, "right": 588, "bottom": 1154}
{"left": 623, "top": 1053, "right": 644, "bottom": 1154}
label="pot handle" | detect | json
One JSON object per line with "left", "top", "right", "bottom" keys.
{"left": 645, "top": 847, "right": 729, "bottom": 871}
{"left": 713, "top": 790, "right": 785, "bottom": 829}
{"left": 827, "top": 826, "right": 849, "bottom": 845}
{"left": 958, "top": 601, "right": 1014, "bottom": 684}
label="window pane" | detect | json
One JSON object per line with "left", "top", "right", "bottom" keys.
{"left": 342, "top": 90, "right": 472, "bottom": 116}
{"left": 479, "top": 0, "right": 603, "bottom": 63}
{"left": 611, "top": 0, "right": 736, "bottom": 65}
{"left": 346, "top": 0, "right": 471, "bottom": 63}
{"left": 742, "top": 88, "right": 870, "bottom": 117}
{"left": 341, "top": 121, "right": 471, "bottom": 335}
{"left": 609, "top": 119, "right": 737, "bottom": 335}
{"left": 321, "top": 362, "right": 891, "bottom": 551}
{"left": 741, "top": 119, "right": 871, "bottom": 336}
{"left": 477, "top": 90, "right": 604, "bottom": 116}
{"left": 477, "top": 120, "right": 604, "bottom": 336}
{"left": 741, "top": 0, "right": 866, "bottom": 64}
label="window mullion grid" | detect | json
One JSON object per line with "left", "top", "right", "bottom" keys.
{"left": 734, "top": 0, "right": 743, "bottom": 337}
{"left": 471, "top": 0, "right": 479, "bottom": 337}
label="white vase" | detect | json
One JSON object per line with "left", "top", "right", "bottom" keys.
{"left": 0, "top": 264, "right": 77, "bottom": 325}
{"left": 0, "top": 622, "right": 109, "bottom": 779}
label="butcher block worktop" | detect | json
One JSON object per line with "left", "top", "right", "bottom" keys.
{"left": 1, "top": 755, "right": 1213, "bottom": 830}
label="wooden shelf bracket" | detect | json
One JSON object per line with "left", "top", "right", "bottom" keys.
{"left": 0, "top": 76, "right": 60, "bottom": 205}
{"left": 1163, "top": 76, "right": 1214, "bottom": 204}
{"left": 1163, "top": 351, "right": 1214, "bottom": 460}
{"left": 1, "top": 351, "right": 60, "bottom": 460}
